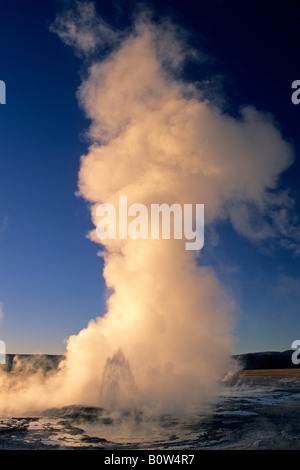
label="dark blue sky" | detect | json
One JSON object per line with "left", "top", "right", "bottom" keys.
{"left": 0, "top": 0, "right": 300, "bottom": 354}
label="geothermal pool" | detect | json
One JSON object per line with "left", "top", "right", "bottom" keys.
{"left": 1, "top": 373, "right": 300, "bottom": 450}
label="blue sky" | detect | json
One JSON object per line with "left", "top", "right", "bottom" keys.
{"left": 0, "top": 0, "right": 300, "bottom": 355}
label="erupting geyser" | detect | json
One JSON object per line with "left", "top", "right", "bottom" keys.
{"left": 0, "top": 2, "right": 295, "bottom": 416}
{"left": 100, "top": 350, "right": 138, "bottom": 410}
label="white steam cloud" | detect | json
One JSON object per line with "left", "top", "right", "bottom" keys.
{"left": 0, "top": 2, "right": 297, "bottom": 415}
{"left": 50, "top": 0, "right": 119, "bottom": 57}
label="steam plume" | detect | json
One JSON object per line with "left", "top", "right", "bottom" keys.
{"left": 0, "top": 2, "right": 296, "bottom": 415}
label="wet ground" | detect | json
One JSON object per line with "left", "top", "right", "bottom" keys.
{"left": 1, "top": 374, "right": 300, "bottom": 450}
